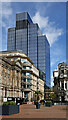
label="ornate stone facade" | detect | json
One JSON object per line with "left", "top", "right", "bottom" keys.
{"left": 0, "top": 51, "right": 45, "bottom": 103}
{"left": 0, "top": 57, "right": 22, "bottom": 105}
{"left": 53, "top": 62, "right": 68, "bottom": 102}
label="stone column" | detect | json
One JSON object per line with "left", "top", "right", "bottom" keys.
{"left": 59, "top": 96, "right": 61, "bottom": 101}
{"left": 10, "top": 69, "right": 12, "bottom": 86}
{"left": 22, "top": 92, "right": 24, "bottom": 98}
{"left": 60, "top": 80, "right": 61, "bottom": 90}
{"left": 8, "top": 69, "right": 10, "bottom": 86}
{"left": 17, "top": 72, "right": 19, "bottom": 88}
{"left": 0, "top": 88, "right": 2, "bottom": 105}
{"left": 67, "top": 81, "right": 68, "bottom": 90}
{"left": 64, "top": 80, "right": 65, "bottom": 90}
{"left": 6, "top": 68, "right": 8, "bottom": 86}
{"left": 3, "top": 67, "right": 5, "bottom": 85}
{"left": 14, "top": 70, "right": 16, "bottom": 87}
{"left": 12, "top": 70, "right": 15, "bottom": 98}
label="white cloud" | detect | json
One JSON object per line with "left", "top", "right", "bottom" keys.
{"left": 51, "top": 57, "right": 60, "bottom": 68}
{"left": 51, "top": 75, "right": 54, "bottom": 87}
{"left": 50, "top": 42, "right": 66, "bottom": 68}
{"left": 0, "top": 2, "right": 13, "bottom": 50}
{"left": 51, "top": 48, "right": 62, "bottom": 67}
{"left": 0, "top": 2, "right": 13, "bottom": 30}
{"left": 33, "top": 12, "right": 63, "bottom": 46}
{"left": 2, "top": 2, "right": 12, "bottom": 22}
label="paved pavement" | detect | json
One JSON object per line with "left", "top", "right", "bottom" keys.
{"left": 1, "top": 104, "right": 68, "bottom": 119}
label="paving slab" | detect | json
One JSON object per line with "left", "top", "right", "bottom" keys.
{"left": 0, "top": 104, "right": 68, "bottom": 119}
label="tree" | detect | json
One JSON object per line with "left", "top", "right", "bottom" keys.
{"left": 50, "top": 93, "right": 57, "bottom": 102}
{"left": 34, "top": 91, "right": 43, "bottom": 101}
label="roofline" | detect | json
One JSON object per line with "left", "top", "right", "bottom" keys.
{"left": 0, "top": 50, "right": 33, "bottom": 64}
{"left": 0, "top": 56, "right": 22, "bottom": 69}
{"left": 0, "top": 50, "right": 46, "bottom": 74}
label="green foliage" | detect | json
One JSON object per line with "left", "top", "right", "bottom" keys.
{"left": 34, "top": 91, "right": 43, "bottom": 101}
{"left": 3, "top": 101, "right": 9, "bottom": 105}
{"left": 3, "top": 101, "right": 16, "bottom": 105}
{"left": 50, "top": 93, "right": 57, "bottom": 101}
{"left": 45, "top": 101, "right": 52, "bottom": 103}
{"left": 35, "top": 91, "right": 42, "bottom": 95}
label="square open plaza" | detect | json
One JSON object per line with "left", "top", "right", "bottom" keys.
{"left": 0, "top": 1, "right": 68, "bottom": 119}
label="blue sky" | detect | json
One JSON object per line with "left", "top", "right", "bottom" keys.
{"left": 1, "top": 2, "right": 66, "bottom": 86}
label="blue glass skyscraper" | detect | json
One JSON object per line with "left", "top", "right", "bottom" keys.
{"left": 7, "top": 12, "right": 50, "bottom": 87}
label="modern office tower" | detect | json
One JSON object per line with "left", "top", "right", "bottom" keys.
{"left": 7, "top": 12, "right": 50, "bottom": 87}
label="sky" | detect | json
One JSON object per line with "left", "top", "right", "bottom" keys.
{"left": 0, "top": 1, "right": 66, "bottom": 87}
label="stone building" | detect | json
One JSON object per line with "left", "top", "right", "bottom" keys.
{"left": 0, "top": 57, "right": 22, "bottom": 105}
{"left": 0, "top": 51, "right": 45, "bottom": 103}
{"left": 53, "top": 62, "right": 68, "bottom": 102}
